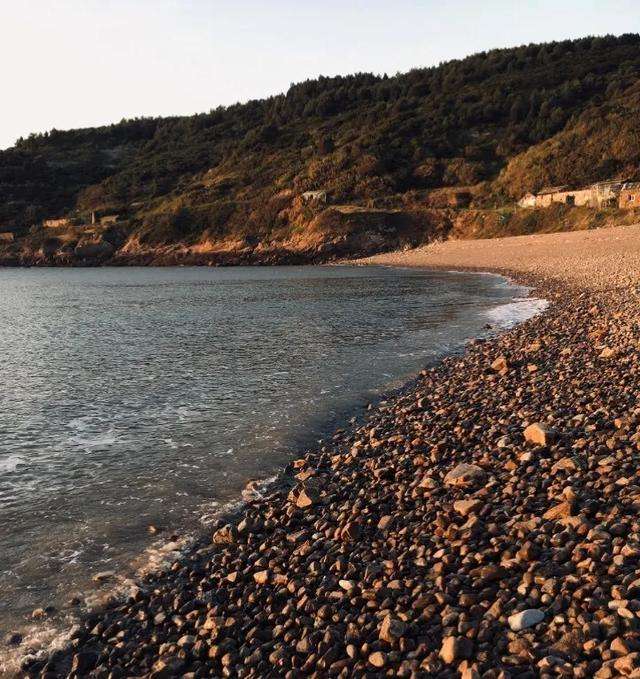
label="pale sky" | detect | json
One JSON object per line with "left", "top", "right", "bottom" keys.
{"left": 1, "top": 0, "right": 639, "bottom": 149}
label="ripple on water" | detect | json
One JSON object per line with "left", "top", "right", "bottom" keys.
{"left": 0, "top": 265, "right": 546, "bottom": 642}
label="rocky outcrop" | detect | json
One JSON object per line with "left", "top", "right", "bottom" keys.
{"left": 0, "top": 206, "right": 449, "bottom": 267}
{"left": 73, "top": 239, "right": 114, "bottom": 260}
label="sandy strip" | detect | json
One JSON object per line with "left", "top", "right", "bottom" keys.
{"left": 354, "top": 222, "right": 640, "bottom": 290}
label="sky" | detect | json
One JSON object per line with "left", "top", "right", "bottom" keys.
{"left": 1, "top": 0, "right": 639, "bottom": 149}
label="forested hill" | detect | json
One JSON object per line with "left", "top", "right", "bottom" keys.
{"left": 1, "top": 34, "right": 640, "bottom": 265}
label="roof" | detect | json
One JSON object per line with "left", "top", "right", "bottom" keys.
{"left": 591, "top": 179, "right": 629, "bottom": 187}
{"left": 537, "top": 186, "right": 568, "bottom": 195}
{"left": 622, "top": 182, "right": 640, "bottom": 190}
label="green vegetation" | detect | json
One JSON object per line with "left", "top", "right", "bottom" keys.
{"left": 1, "top": 34, "right": 639, "bottom": 255}
{"left": 496, "top": 79, "right": 640, "bottom": 197}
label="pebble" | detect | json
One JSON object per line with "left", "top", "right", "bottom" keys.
{"left": 29, "top": 272, "right": 640, "bottom": 678}
{"left": 440, "top": 636, "right": 473, "bottom": 663}
{"left": 92, "top": 570, "right": 115, "bottom": 583}
{"left": 444, "top": 462, "right": 486, "bottom": 487}
{"left": 508, "top": 608, "right": 545, "bottom": 631}
{"left": 5, "top": 632, "right": 22, "bottom": 646}
{"left": 523, "top": 421, "right": 556, "bottom": 446}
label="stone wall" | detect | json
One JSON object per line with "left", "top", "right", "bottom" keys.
{"left": 619, "top": 186, "right": 640, "bottom": 209}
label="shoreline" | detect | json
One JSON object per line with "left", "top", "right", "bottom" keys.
{"left": 1, "top": 267, "right": 536, "bottom": 677}
{"left": 351, "top": 221, "right": 640, "bottom": 290}
{"left": 10, "top": 223, "right": 640, "bottom": 677}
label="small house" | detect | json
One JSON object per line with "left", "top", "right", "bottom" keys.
{"left": 43, "top": 218, "right": 70, "bottom": 228}
{"left": 301, "top": 190, "right": 327, "bottom": 204}
{"left": 619, "top": 183, "right": 640, "bottom": 209}
{"left": 591, "top": 180, "right": 626, "bottom": 207}
{"left": 533, "top": 186, "right": 569, "bottom": 207}
{"left": 559, "top": 188, "right": 593, "bottom": 207}
{"left": 518, "top": 180, "right": 627, "bottom": 209}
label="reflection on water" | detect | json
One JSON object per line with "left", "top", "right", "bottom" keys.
{"left": 0, "top": 265, "right": 537, "bottom": 630}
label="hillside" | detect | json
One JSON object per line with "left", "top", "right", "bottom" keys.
{"left": 496, "top": 80, "right": 640, "bottom": 198}
{"left": 1, "top": 34, "right": 640, "bottom": 265}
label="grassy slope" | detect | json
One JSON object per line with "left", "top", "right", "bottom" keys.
{"left": 496, "top": 81, "right": 640, "bottom": 198}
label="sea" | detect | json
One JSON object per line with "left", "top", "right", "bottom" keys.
{"left": 0, "top": 265, "right": 546, "bottom": 665}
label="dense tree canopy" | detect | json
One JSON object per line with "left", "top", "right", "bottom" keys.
{"left": 1, "top": 34, "right": 639, "bottom": 238}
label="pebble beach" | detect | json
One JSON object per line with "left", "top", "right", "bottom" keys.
{"left": 13, "top": 222, "right": 640, "bottom": 678}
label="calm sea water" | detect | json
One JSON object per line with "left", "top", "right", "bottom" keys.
{"left": 0, "top": 265, "right": 543, "bottom": 640}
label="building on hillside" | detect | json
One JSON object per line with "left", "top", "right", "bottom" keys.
{"left": 43, "top": 218, "right": 70, "bottom": 228}
{"left": 591, "top": 180, "right": 627, "bottom": 207}
{"left": 531, "top": 186, "right": 569, "bottom": 207}
{"left": 560, "top": 188, "right": 594, "bottom": 207}
{"left": 518, "top": 180, "right": 628, "bottom": 209}
{"left": 301, "top": 190, "right": 327, "bottom": 204}
{"left": 0, "top": 232, "right": 14, "bottom": 242}
{"left": 619, "top": 183, "right": 640, "bottom": 209}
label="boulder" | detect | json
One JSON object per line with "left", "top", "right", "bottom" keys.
{"left": 377, "top": 515, "right": 394, "bottom": 530}
{"left": 71, "top": 651, "right": 99, "bottom": 674}
{"left": 491, "top": 356, "right": 509, "bottom": 373}
{"left": 151, "top": 656, "right": 186, "bottom": 678}
{"left": 444, "top": 463, "right": 486, "bottom": 488}
{"left": 5, "top": 632, "right": 22, "bottom": 646}
{"left": 543, "top": 502, "right": 573, "bottom": 521}
{"left": 551, "top": 457, "right": 577, "bottom": 474}
{"left": 253, "top": 570, "right": 270, "bottom": 585}
{"left": 288, "top": 480, "right": 320, "bottom": 508}
{"left": 368, "top": 651, "right": 387, "bottom": 668}
{"left": 523, "top": 422, "right": 556, "bottom": 446}
{"left": 453, "top": 499, "right": 482, "bottom": 517}
{"left": 92, "top": 571, "right": 115, "bottom": 583}
{"left": 379, "top": 615, "right": 407, "bottom": 643}
{"left": 599, "top": 347, "right": 617, "bottom": 359}
{"left": 74, "top": 239, "right": 114, "bottom": 259}
{"left": 508, "top": 609, "right": 545, "bottom": 631}
{"left": 212, "top": 525, "right": 237, "bottom": 545}
{"left": 440, "top": 636, "right": 473, "bottom": 664}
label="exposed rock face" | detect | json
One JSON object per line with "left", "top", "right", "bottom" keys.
{"left": 74, "top": 239, "right": 114, "bottom": 259}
